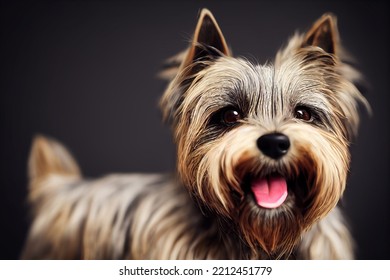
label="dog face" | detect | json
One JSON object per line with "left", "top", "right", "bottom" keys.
{"left": 160, "top": 10, "right": 368, "bottom": 257}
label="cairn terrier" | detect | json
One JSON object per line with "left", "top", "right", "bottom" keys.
{"left": 22, "top": 9, "right": 369, "bottom": 259}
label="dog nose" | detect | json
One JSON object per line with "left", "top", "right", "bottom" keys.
{"left": 256, "top": 133, "right": 290, "bottom": 159}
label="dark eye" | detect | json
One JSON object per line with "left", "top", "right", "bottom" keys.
{"left": 294, "top": 106, "right": 312, "bottom": 122}
{"left": 222, "top": 108, "right": 241, "bottom": 125}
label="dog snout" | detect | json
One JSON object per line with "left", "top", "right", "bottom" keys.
{"left": 256, "top": 133, "right": 290, "bottom": 159}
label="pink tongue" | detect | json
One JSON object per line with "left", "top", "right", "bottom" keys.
{"left": 251, "top": 176, "right": 288, "bottom": 208}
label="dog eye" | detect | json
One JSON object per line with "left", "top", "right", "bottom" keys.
{"left": 294, "top": 106, "right": 312, "bottom": 122}
{"left": 222, "top": 108, "right": 241, "bottom": 125}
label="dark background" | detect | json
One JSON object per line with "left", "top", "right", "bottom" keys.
{"left": 1, "top": 0, "right": 389, "bottom": 260}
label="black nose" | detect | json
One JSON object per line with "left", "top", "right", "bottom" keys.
{"left": 256, "top": 133, "right": 290, "bottom": 159}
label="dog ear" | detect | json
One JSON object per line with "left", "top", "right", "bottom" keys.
{"left": 159, "top": 9, "right": 230, "bottom": 81}
{"left": 182, "top": 9, "right": 230, "bottom": 68}
{"left": 160, "top": 9, "right": 230, "bottom": 124}
{"left": 303, "top": 13, "right": 339, "bottom": 55}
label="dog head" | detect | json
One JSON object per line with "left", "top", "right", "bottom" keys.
{"left": 160, "top": 9, "right": 369, "bottom": 257}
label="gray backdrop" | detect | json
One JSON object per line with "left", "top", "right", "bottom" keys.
{"left": 1, "top": 0, "right": 389, "bottom": 259}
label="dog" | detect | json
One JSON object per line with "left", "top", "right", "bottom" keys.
{"left": 22, "top": 9, "right": 369, "bottom": 259}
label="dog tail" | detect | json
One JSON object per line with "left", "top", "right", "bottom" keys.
{"left": 28, "top": 135, "right": 81, "bottom": 188}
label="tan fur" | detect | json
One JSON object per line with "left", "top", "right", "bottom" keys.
{"left": 29, "top": 135, "right": 80, "bottom": 180}
{"left": 298, "top": 207, "right": 354, "bottom": 259}
{"left": 23, "top": 9, "right": 368, "bottom": 259}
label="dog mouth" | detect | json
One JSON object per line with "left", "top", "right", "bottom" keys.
{"left": 242, "top": 172, "right": 309, "bottom": 210}
{"left": 250, "top": 175, "right": 288, "bottom": 208}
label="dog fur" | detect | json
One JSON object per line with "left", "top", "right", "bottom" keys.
{"left": 22, "top": 9, "right": 369, "bottom": 260}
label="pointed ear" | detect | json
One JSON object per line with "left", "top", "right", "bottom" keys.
{"left": 159, "top": 9, "right": 230, "bottom": 123}
{"left": 182, "top": 9, "right": 230, "bottom": 68}
{"left": 303, "top": 13, "right": 339, "bottom": 55}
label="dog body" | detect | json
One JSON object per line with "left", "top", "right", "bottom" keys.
{"left": 22, "top": 9, "right": 368, "bottom": 259}
{"left": 22, "top": 138, "right": 352, "bottom": 259}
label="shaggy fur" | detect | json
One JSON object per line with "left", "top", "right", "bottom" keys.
{"left": 22, "top": 9, "right": 369, "bottom": 259}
